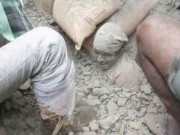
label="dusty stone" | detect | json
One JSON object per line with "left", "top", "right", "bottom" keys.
{"left": 119, "top": 121, "right": 126, "bottom": 135}
{"left": 129, "top": 121, "right": 141, "bottom": 130}
{"left": 68, "top": 132, "right": 74, "bottom": 135}
{"left": 82, "top": 127, "right": 90, "bottom": 132}
{"left": 152, "top": 96, "right": 163, "bottom": 106}
{"left": 140, "top": 93, "right": 150, "bottom": 101}
{"left": 126, "top": 131, "right": 138, "bottom": 135}
{"left": 92, "top": 88, "right": 101, "bottom": 95}
{"left": 17, "top": 121, "right": 28, "bottom": 130}
{"left": 100, "top": 95, "right": 108, "bottom": 102}
{"left": 87, "top": 99, "right": 101, "bottom": 106}
{"left": 123, "top": 92, "right": 133, "bottom": 97}
{"left": 19, "top": 79, "right": 31, "bottom": 90}
{"left": 89, "top": 121, "right": 99, "bottom": 131}
{"left": 100, "top": 87, "right": 110, "bottom": 94}
{"left": 25, "top": 117, "right": 36, "bottom": 128}
{"left": 82, "top": 131, "right": 96, "bottom": 135}
{"left": 123, "top": 88, "right": 131, "bottom": 92}
{"left": 98, "top": 114, "right": 120, "bottom": 130}
{"left": 83, "top": 72, "right": 91, "bottom": 76}
{"left": 147, "top": 106, "right": 158, "bottom": 113}
{"left": 127, "top": 110, "right": 137, "bottom": 121}
{"left": 114, "top": 123, "right": 121, "bottom": 130}
{"left": 107, "top": 101, "right": 118, "bottom": 115}
{"left": 138, "top": 107, "right": 147, "bottom": 117}
{"left": 11, "top": 91, "right": 23, "bottom": 100}
{"left": 117, "top": 98, "right": 127, "bottom": 106}
{"left": 141, "top": 84, "right": 152, "bottom": 94}
{"left": 141, "top": 100, "right": 150, "bottom": 105}
{"left": 4, "top": 101, "right": 11, "bottom": 110}
{"left": 131, "top": 85, "right": 140, "bottom": 93}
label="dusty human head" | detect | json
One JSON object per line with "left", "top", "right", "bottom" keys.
{"left": 93, "top": 22, "right": 128, "bottom": 69}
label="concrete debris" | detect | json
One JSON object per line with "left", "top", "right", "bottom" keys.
{"left": 82, "top": 131, "right": 97, "bottom": 135}
{"left": 98, "top": 114, "right": 120, "bottom": 130}
{"left": 117, "top": 98, "right": 127, "bottom": 106}
{"left": 0, "top": 0, "right": 176, "bottom": 135}
{"left": 128, "top": 121, "right": 141, "bottom": 130}
{"left": 141, "top": 84, "right": 152, "bottom": 94}
{"left": 107, "top": 101, "right": 118, "bottom": 115}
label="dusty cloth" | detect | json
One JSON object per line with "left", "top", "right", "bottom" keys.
{"left": 0, "top": 0, "right": 32, "bottom": 41}
{"left": 93, "top": 22, "right": 128, "bottom": 53}
{"left": 167, "top": 55, "right": 180, "bottom": 100}
{"left": 53, "top": 0, "right": 125, "bottom": 50}
{"left": 0, "top": 27, "right": 75, "bottom": 116}
{"left": 106, "top": 53, "right": 143, "bottom": 89}
{"left": 35, "top": 0, "right": 55, "bottom": 15}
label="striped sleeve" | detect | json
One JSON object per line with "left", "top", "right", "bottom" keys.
{"left": 0, "top": 0, "right": 32, "bottom": 41}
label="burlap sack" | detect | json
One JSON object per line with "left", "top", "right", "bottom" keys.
{"left": 53, "top": 0, "right": 125, "bottom": 50}
{"left": 36, "top": 0, "right": 55, "bottom": 15}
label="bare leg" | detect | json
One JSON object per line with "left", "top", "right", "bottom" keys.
{"left": 140, "top": 53, "right": 180, "bottom": 125}
{"left": 136, "top": 15, "right": 180, "bottom": 134}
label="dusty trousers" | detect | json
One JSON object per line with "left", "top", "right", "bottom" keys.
{"left": 0, "top": 27, "right": 75, "bottom": 116}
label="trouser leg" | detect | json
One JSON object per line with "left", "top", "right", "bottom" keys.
{"left": 0, "top": 27, "right": 75, "bottom": 116}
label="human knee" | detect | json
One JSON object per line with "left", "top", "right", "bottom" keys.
{"left": 32, "top": 27, "right": 66, "bottom": 50}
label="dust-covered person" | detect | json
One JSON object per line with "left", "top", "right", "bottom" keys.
{"left": 93, "top": 23, "right": 143, "bottom": 90}
{"left": 136, "top": 15, "right": 180, "bottom": 134}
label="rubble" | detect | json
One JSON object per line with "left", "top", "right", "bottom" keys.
{"left": 0, "top": 0, "right": 178, "bottom": 135}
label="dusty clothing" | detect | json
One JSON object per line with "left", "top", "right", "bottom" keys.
{"left": 0, "top": 0, "right": 32, "bottom": 41}
{"left": 93, "top": 22, "right": 128, "bottom": 53}
{"left": 167, "top": 55, "right": 180, "bottom": 100}
{"left": 0, "top": 27, "right": 75, "bottom": 116}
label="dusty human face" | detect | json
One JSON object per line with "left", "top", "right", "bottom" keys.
{"left": 93, "top": 48, "right": 118, "bottom": 69}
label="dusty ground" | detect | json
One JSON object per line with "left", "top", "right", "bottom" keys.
{"left": 0, "top": 0, "right": 180, "bottom": 135}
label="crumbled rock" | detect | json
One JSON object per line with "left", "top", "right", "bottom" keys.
{"left": 129, "top": 121, "right": 141, "bottom": 130}
{"left": 138, "top": 107, "right": 147, "bottom": 117}
{"left": 89, "top": 121, "right": 99, "bottom": 131}
{"left": 117, "top": 98, "right": 127, "bottom": 106}
{"left": 82, "top": 127, "right": 90, "bottom": 132}
{"left": 82, "top": 131, "right": 96, "bottom": 135}
{"left": 98, "top": 114, "right": 120, "bottom": 130}
{"left": 4, "top": 101, "right": 11, "bottom": 110}
{"left": 126, "top": 131, "right": 138, "bottom": 135}
{"left": 107, "top": 101, "right": 118, "bottom": 115}
{"left": 141, "top": 84, "right": 152, "bottom": 94}
{"left": 87, "top": 99, "right": 101, "bottom": 106}
{"left": 11, "top": 91, "right": 23, "bottom": 100}
{"left": 68, "top": 132, "right": 74, "bottom": 135}
{"left": 25, "top": 117, "right": 36, "bottom": 128}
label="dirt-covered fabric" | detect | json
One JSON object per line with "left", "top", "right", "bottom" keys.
{"left": 53, "top": 0, "right": 125, "bottom": 50}
{"left": 93, "top": 22, "right": 128, "bottom": 53}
